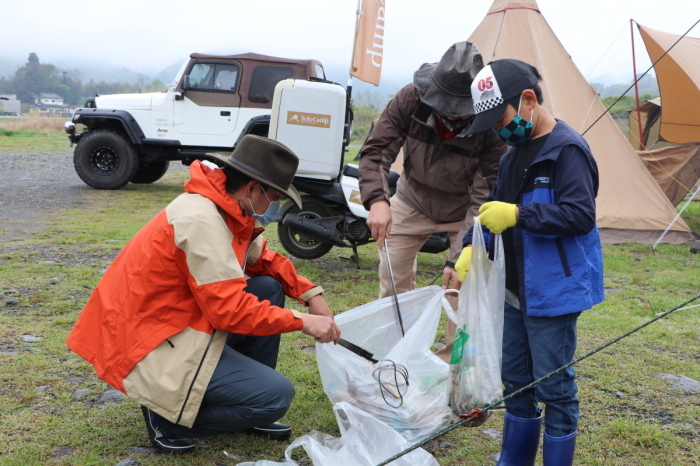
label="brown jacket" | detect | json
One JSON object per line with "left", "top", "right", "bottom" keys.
{"left": 358, "top": 83, "right": 507, "bottom": 262}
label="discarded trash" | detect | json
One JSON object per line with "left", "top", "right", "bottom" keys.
{"left": 446, "top": 218, "right": 505, "bottom": 418}
{"left": 337, "top": 338, "right": 409, "bottom": 407}
{"left": 235, "top": 402, "right": 438, "bottom": 466}
{"left": 317, "top": 286, "right": 454, "bottom": 443}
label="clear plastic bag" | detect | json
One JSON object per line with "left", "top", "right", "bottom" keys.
{"left": 316, "top": 286, "right": 455, "bottom": 443}
{"left": 235, "top": 402, "right": 438, "bottom": 466}
{"left": 445, "top": 217, "right": 505, "bottom": 415}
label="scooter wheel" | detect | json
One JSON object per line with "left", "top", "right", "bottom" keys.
{"left": 278, "top": 202, "right": 334, "bottom": 259}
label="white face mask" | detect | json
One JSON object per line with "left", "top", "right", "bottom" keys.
{"left": 248, "top": 185, "right": 280, "bottom": 225}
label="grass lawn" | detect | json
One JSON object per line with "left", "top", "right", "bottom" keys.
{"left": 0, "top": 130, "right": 699, "bottom": 465}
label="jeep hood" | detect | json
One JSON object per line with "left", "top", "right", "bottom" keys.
{"left": 95, "top": 92, "right": 166, "bottom": 110}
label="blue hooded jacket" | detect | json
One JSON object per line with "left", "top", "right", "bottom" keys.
{"left": 464, "top": 120, "right": 604, "bottom": 317}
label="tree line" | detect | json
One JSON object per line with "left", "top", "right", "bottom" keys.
{"left": 0, "top": 53, "right": 166, "bottom": 111}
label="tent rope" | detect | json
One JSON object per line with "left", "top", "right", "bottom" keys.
{"left": 374, "top": 292, "right": 700, "bottom": 466}
{"left": 581, "top": 18, "right": 700, "bottom": 137}
{"left": 579, "top": 22, "right": 630, "bottom": 134}
{"left": 652, "top": 183, "right": 700, "bottom": 250}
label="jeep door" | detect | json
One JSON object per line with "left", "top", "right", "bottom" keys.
{"left": 174, "top": 61, "right": 242, "bottom": 145}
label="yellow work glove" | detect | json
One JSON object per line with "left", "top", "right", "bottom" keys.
{"left": 478, "top": 201, "right": 518, "bottom": 234}
{"left": 455, "top": 246, "right": 472, "bottom": 282}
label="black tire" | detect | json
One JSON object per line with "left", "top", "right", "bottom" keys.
{"left": 278, "top": 202, "right": 334, "bottom": 260}
{"left": 73, "top": 130, "right": 139, "bottom": 189}
{"left": 131, "top": 160, "right": 170, "bottom": 184}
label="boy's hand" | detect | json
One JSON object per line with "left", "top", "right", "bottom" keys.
{"left": 455, "top": 246, "right": 472, "bottom": 282}
{"left": 478, "top": 201, "right": 518, "bottom": 234}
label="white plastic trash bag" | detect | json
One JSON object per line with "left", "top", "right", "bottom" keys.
{"left": 445, "top": 217, "right": 505, "bottom": 415}
{"left": 316, "top": 286, "right": 454, "bottom": 443}
{"left": 235, "top": 402, "right": 438, "bottom": 466}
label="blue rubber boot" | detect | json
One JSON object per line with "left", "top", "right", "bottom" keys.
{"left": 543, "top": 431, "right": 577, "bottom": 466}
{"left": 496, "top": 410, "right": 543, "bottom": 466}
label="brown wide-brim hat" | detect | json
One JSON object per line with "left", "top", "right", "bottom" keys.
{"left": 202, "top": 135, "right": 302, "bottom": 209}
{"left": 413, "top": 41, "right": 484, "bottom": 117}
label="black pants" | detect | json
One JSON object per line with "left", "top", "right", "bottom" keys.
{"left": 160, "top": 276, "right": 295, "bottom": 438}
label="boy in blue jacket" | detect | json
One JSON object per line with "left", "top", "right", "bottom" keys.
{"left": 455, "top": 59, "right": 604, "bottom": 466}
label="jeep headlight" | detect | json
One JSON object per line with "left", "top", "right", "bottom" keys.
{"left": 64, "top": 122, "right": 76, "bottom": 135}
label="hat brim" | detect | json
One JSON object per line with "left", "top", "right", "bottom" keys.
{"left": 467, "top": 102, "right": 509, "bottom": 135}
{"left": 201, "top": 152, "right": 303, "bottom": 209}
{"left": 414, "top": 64, "right": 475, "bottom": 117}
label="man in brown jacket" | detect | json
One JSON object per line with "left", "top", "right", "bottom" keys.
{"left": 358, "top": 41, "right": 507, "bottom": 360}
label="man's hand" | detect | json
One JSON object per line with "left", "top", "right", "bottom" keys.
{"left": 367, "top": 200, "right": 392, "bottom": 247}
{"left": 307, "top": 294, "right": 333, "bottom": 319}
{"left": 478, "top": 201, "right": 519, "bottom": 234}
{"left": 455, "top": 246, "right": 472, "bottom": 282}
{"left": 300, "top": 314, "right": 341, "bottom": 343}
{"left": 441, "top": 266, "right": 459, "bottom": 290}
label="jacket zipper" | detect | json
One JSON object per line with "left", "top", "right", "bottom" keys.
{"left": 555, "top": 238, "right": 572, "bottom": 277}
{"left": 176, "top": 330, "right": 215, "bottom": 425}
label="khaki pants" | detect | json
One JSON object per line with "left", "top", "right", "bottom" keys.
{"left": 379, "top": 197, "right": 461, "bottom": 363}
{"left": 378, "top": 196, "right": 462, "bottom": 298}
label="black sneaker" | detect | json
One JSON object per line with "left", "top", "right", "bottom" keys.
{"left": 244, "top": 422, "right": 292, "bottom": 441}
{"left": 141, "top": 406, "right": 196, "bottom": 453}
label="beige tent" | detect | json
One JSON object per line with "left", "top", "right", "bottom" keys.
{"left": 627, "top": 98, "right": 671, "bottom": 150}
{"left": 639, "top": 144, "right": 700, "bottom": 205}
{"left": 628, "top": 99, "right": 700, "bottom": 206}
{"left": 468, "top": 0, "right": 695, "bottom": 244}
{"left": 638, "top": 24, "right": 700, "bottom": 144}
{"left": 632, "top": 25, "right": 700, "bottom": 206}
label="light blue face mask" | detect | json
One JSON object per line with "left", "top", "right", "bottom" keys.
{"left": 249, "top": 185, "right": 281, "bottom": 226}
{"left": 254, "top": 200, "right": 280, "bottom": 226}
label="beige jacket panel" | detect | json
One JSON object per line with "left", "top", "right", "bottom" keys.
{"left": 167, "top": 193, "right": 245, "bottom": 286}
{"left": 123, "top": 327, "right": 227, "bottom": 427}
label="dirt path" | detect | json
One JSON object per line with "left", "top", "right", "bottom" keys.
{"left": 0, "top": 150, "right": 90, "bottom": 241}
{"left": 0, "top": 150, "right": 189, "bottom": 242}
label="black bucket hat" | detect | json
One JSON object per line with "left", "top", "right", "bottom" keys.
{"left": 413, "top": 41, "right": 484, "bottom": 117}
{"left": 203, "top": 135, "right": 302, "bottom": 208}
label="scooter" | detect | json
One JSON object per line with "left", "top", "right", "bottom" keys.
{"left": 277, "top": 164, "right": 450, "bottom": 266}
{"left": 268, "top": 78, "right": 449, "bottom": 266}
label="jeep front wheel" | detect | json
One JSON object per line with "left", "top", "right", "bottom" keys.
{"left": 73, "top": 130, "right": 139, "bottom": 189}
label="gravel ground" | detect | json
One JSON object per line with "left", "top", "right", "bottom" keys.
{"left": 0, "top": 150, "right": 90, "bottom": 241}
{"left": 0, "top": 149, "right": 188, "bottom": 242}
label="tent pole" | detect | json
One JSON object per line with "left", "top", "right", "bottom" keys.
{"left": 631, "top": 19, "right": 646, "bottom": 150}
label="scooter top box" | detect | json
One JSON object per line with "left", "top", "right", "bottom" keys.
{"left": 269, "top": 79, "right": 347, "bottom": 181}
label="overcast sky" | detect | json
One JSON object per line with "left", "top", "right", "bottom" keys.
{"left": 2, "top": 0, "right": 699, "bottom": 85}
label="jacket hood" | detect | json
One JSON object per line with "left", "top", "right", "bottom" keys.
{"left": 184, "top": 161, "right": 254, "bottom": 227}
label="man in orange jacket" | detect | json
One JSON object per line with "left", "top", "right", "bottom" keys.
{"left": 67, "top": 135, "right": 341, "bottom": 453}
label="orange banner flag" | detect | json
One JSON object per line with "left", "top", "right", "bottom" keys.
{"left": 351, "top": 0, "right": 386, "bottom": 86}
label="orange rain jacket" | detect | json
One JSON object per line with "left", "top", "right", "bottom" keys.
{"left": 67, "top": 161, "right": 323, "bottom": 427}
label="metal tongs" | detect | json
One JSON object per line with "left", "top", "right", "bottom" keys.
{"left": 381, "top": 239, "right": 406, "bottom": 336}
{"left": 338, "top": 338, "right": 378, "bottom": 363}
{"left": 337, "top": 338, "right": 409, "bottom": 407}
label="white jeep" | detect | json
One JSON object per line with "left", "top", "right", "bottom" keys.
{"left": 65, "top": 53, "right": 329, "bottom": 189}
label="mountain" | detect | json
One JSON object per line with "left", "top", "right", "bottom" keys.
{"left": 590, "top": 74, "right": 659, "bottom": 98}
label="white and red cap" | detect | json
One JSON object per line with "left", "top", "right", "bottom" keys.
{"left": 468, "top": 59, "right": 540, "bottom": 135}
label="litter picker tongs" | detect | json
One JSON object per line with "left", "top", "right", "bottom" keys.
{"left": 337, "top": 337, "right": 409, "bottom": 408}
{"left": 381, "top": 239, "right": 406, "bottom": 336}
{"left": 338, "top": 338, "right": 378, "bottom": 363}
